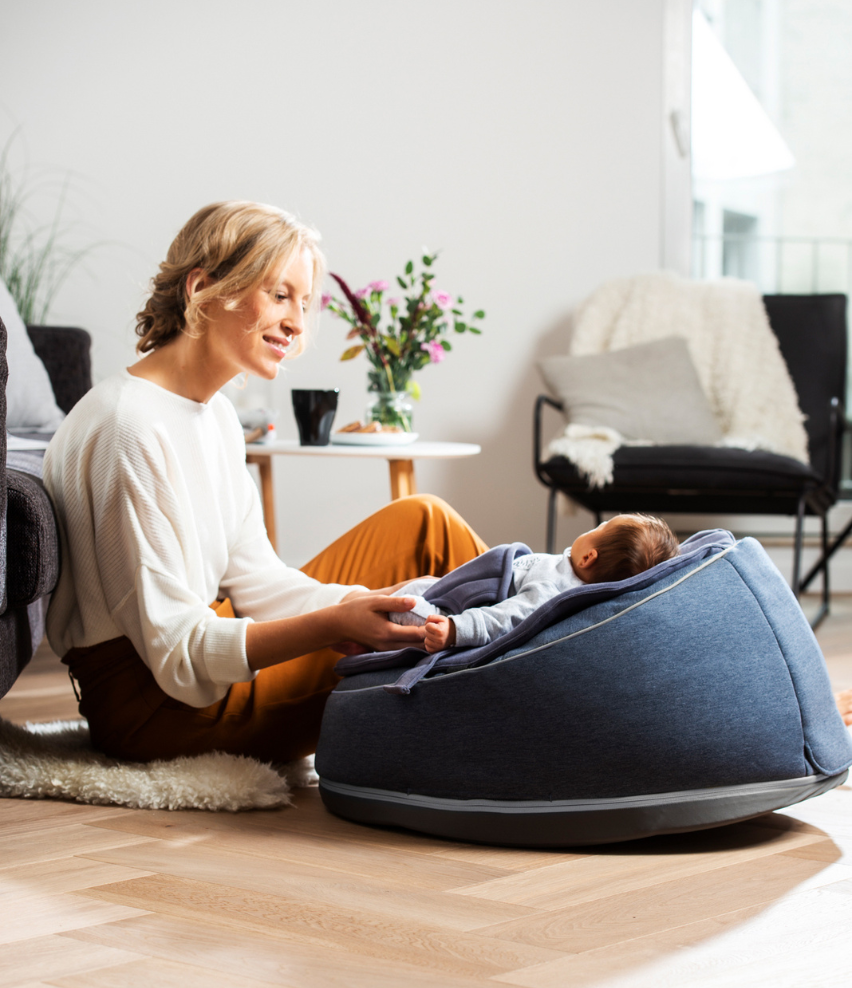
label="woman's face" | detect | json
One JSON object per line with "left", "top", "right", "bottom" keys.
{"left": 203, "top": 248, "right": 313, "bottom": 381}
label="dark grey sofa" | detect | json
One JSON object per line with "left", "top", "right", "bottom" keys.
{"left": 0, "top": 317, "right": 92, "bottom": 698}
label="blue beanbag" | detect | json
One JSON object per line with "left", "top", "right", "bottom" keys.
{"left": 315, "top": 531, "right": 852, "bottom": 846}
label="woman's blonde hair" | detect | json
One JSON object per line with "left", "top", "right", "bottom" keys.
{"left": 135, "top": 201, "right": 325, "bottom": 354}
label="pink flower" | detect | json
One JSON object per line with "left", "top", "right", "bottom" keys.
{"left": 369, "top": 280, "right": 390, "bottom": 292}
{"left": 421, "top": 340, "right": 446, "bottom": 364}
{"left": 354, "top": 287, "right": 369, "bottom": 300}
{"left": 321, "top": 292, "right": 332, "bottom": 310}
{"left": 386, "top": 296, "right": 402, "bottom": 307}
{"left": 431, "top": 289, "right": 453, "bottom": 311}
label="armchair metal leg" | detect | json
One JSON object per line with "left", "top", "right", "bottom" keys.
{"left": 809, "top": 512, "right": 831, "bottom": 630}
{"left": 792, "top": 495, "right": 806, "bottom": 601}
{"left": 802, "top": 513, "right": 852, "bottom": 591}
{"left": 546, "top": 488, "right": 557, "bottom": 554}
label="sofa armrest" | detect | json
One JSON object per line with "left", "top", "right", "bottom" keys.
{"left": 26, "top": 325, "right": 93, "bottom": 414}
{"left": 6, "top": 468, "right": 60, "bottom": 605}
{"left": 1, "top": 318, "right": 8, "bottom": 618}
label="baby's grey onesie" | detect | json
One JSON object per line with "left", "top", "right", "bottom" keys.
{"left": 389, "top": 549, "right": 583, "bottom": 647}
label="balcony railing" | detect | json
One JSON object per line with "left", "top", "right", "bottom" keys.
{"left": 692, "top": 234, "right": 852, "bottom": 295}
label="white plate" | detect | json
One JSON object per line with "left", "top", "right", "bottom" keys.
{"left": 332, "top": 431, "right": 419, "bottom": 447}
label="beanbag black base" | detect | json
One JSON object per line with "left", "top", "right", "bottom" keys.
{"left": 319, "top": 772, "right": 845, "bottom": 847}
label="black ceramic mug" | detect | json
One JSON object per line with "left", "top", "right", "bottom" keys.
{"left": 291, "top": 389, "right": 339, "bottom": 446}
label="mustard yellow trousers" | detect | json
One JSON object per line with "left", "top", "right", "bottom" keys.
{"left": 63, "top": 495, "right": 487, "bottom": 763}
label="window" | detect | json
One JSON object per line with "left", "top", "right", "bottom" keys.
{"left": 691, "top": 0, "right": 852, "bottom": 300}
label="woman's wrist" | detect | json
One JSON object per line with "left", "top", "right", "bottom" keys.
{"left": 244, "top": 592, "right": 424, "bottom": 672}
{"left": 245, "top": 606, "right": 343, "bottom": 672}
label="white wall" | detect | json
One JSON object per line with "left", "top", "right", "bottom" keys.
{"left": 1, "top": 0, "right": 670, "bottom": 566}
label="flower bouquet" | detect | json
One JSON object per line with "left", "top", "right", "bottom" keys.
{"left": 323, "top": 252, "right": 484, "bottom": 431}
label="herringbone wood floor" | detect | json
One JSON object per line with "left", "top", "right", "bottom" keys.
{"left": 1, "top": 604, "right": 850, "bottom": 988}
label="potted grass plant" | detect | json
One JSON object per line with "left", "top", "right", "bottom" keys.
{"left": 0, "top": 134, "right": 94, "bottom": 323}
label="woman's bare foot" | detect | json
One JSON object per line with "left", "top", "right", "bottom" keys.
{"left": 835, "top": 689, "right": 852, "bottom": 726}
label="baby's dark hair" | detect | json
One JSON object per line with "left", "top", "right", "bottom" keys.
{"left": 589, "top": 514, "right": 679, "bottom": 583}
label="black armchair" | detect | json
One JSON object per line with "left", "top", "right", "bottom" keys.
{"left": 534, "top": 294, "right": 847, "bottom": 625}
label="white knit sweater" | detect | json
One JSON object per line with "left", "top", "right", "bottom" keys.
{"left": 44, "top": 370, "right": 357, "bottom": 707}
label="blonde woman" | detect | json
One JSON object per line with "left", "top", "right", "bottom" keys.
{"left": 44, "top": 201, "right": 486, "bottom": 763}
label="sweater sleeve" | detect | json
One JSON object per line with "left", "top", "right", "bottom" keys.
{"left": 451, "top": 580, "right": 561, "bottom": 648}
{"left": 218, "top": 464, "right": 365, "bottom": 621}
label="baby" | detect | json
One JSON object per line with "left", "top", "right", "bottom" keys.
{"left": 390, "top": 513, "right": 679, "bottom": 653}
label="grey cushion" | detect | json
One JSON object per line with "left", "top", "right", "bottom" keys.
{"left": 0, "top": 278, "right": 65, "bottom": 431}
{"left": 539, "top": 338, "right": 723, "bottom": 444}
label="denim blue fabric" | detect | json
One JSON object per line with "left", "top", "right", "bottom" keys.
{"left": 316, "top": 536, "right": 852, "bottom": 802}
{"left": 724, "top": 539, "right": 851, "bottom": 775}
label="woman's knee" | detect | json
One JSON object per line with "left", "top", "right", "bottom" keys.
{"left": 379, "top": 494, "right": 457, "bottom": 534}
{"left": 384, "top": 494, "right": 486, "bottom": 572}
{"left": 392, "top": 493, "right": 451, "bottom": 519}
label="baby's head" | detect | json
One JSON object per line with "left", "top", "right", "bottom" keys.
{"left": 570, "top": 514, "right": 679, "bottom": 584}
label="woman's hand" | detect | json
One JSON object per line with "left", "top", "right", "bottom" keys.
{"left": 245, "top": 592, "right": 426, "bottom": 672}
{"left": 332, "top": 592, "right": 426, "bottom": 653}
{"left": 341, "top": 579, "right": 427, "bottom": 600}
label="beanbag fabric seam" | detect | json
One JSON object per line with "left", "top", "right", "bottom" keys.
{"left": 724, "top": 540, "right": 852, "bottom": 776}
{"left": 724, "top": 563, "right": 809, "bottom": 767}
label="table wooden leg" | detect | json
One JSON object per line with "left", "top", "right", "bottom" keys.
{"left": 246, "top": 453, "right": 276, "bottom": 548}
{"left": 388, "top": 459, "right": 417, "bottom": 500}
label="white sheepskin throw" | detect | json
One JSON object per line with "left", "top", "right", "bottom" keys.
{"left": 549, "top": 272, "right": 810, "bottom": 487}
{"left": 0, "top": 717, "right": 315, "bottom": 811}
{"left": 549, "top": 424, "right": 647, "bottom": 489}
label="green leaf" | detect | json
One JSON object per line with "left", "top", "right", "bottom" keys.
{"left": 473, "top": 309, "right": 485, "bottom": 319}
{"left": 422, "top": 254, "right": 432, "bottom": 266}
{"left": 384, "top": 337, "right": 400, "bottom": 357}
{"left": 405, "top": 260, "right": 414, "bottom": 275}
{"left": 340, "top": 344, "right": 365, "bottom": 361}
{"left": 451, "top": 308, "right": 462, "bottom": 316}
{"left": 457, "top": 296, "right": 464, "bottom": 304}
{"left": 454, "top": 322, "right": 467, "bottom": 333}
{"left": 469, "top": 327, "right": 482, "bottom": 334}
{"left": 396, "top": 275, "right": 407, "bottom": 290}
{"left": 406, "top": 379, "right": 422, "bottom": 400}
{"left": 440, "top": 339, "right": 452, "bottom": 351}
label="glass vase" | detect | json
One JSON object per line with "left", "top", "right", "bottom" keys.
{"left": 367, "top": 390, "right": 414, "bottom": 432}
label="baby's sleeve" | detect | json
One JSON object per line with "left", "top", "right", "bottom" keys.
{"left": 451, "top": 580, "right": 561, "bottom": 648}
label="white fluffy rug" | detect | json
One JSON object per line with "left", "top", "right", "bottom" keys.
{"left": 0, "top": 717, "right": 315, "bottom": 811}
